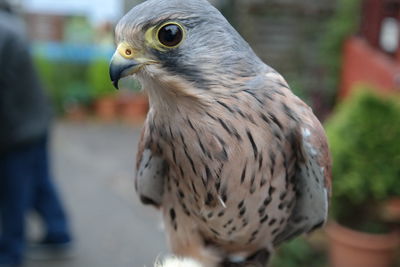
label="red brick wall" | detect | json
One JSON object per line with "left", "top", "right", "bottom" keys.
{"left": 24, "top": 13, "right": 65, "bottom": 42}
{"left": 340, "top": 37, "right": 400, "bottom": 98}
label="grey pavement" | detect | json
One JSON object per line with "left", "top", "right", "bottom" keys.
{"left": 25, "top": 121, "right": 168, "bottom": 267}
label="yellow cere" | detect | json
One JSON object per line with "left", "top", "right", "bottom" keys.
{"left": 117, "top": 42, "right": 138, "bottom": 59}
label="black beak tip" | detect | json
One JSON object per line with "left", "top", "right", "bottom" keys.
{"left": 109, "top": 63, "right": 120, "bottom": 90}
{"left": 112, "top": 80, "right": 119, "bottom": 90}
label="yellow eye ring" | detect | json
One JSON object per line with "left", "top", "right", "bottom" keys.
{"left": 156, "top": 22, "right": 185, "bottom": 49}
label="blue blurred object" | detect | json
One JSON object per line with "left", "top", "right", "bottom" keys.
{"left": 32, "top": 42, "right": 114, "bottom": 63}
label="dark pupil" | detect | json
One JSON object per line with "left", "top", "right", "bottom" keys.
{"left": 158, "top": 24, "right": 182, "bottom": 47}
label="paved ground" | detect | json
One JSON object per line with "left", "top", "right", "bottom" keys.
{"left": 25, "top": 121, "right": 168, "bottom": 267}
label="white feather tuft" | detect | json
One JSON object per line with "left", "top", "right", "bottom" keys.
{"left": 154, "top": 257, "right": 204, "bottom": 267}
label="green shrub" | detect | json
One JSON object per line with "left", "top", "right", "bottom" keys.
{"left": 271, "top": 238, "right": 327, "bottom": 267}
{"left": 87, "top": 58, "right": 116, "bottom": 98}
{"left": 325, "top": 88, "right": 400, "bottom": 231}
{"left": 34, "top": 56, "right": 90, "bottom": 113}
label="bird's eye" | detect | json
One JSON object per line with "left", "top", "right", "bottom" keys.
{"left": 157, "top": 23, "right": 184, "bottom": 48}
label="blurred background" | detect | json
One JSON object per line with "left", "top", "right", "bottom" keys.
{"left": 1, "top": 0, "right": 400, "bottom": 266}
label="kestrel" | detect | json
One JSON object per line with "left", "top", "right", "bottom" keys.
{"left": 109, "top": 0, "right": 331, "bottom": 266}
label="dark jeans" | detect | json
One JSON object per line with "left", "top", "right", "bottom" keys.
{"left": 0, "top": 136, "right": 71, "bottom": 264}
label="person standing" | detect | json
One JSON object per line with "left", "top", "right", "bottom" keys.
{"left": 0, "top": 1, "right": 72, "bottom": 266}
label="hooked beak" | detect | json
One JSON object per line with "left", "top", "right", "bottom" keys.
{"left": 109, "top": 43, "right": 142, "bottom": 89}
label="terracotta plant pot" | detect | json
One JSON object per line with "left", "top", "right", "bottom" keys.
{"left": 326, "top": 221, "right": 399, "bottom": 267}
{"left": 94, "top": 96, "right": 117, "bottom": 121}
{"left": 118, "top": 93, "right": 149, "bottom": 124}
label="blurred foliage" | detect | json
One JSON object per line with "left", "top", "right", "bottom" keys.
{"left": 319, "top": 0, "right": 362, "bottom": 97}
{"left": 35, "top": 56, "right": 91, "bottom": 113}
{"left": 271, "top": 237, "right": 327, "bottom": 267}
{"left": 35, "top": 54, "right": 145, "bottom": 114}
{"left": 325, "top": 88, "right": 400, "bottom": 232}
{"left": 87, "top": 58, "right": 115, "bottom": 98}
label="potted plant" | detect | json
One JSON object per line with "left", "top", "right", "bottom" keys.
{"left": 88, "top": 58, "right": 117, "bottom": 121}
{"left": 324, "top": 88, "right": 400, "bottom": 267}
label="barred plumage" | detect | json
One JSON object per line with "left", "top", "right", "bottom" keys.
{"left": 109, "top": 0, "right": 331, "bottom": 266}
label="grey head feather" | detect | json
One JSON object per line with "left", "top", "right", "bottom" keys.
{"left": 116, "top": 0, "right": 270, "bottom": 90}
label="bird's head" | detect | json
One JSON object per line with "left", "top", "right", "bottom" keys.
{"left": 109, "top": 0, "right": 266, "bottom": 97}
